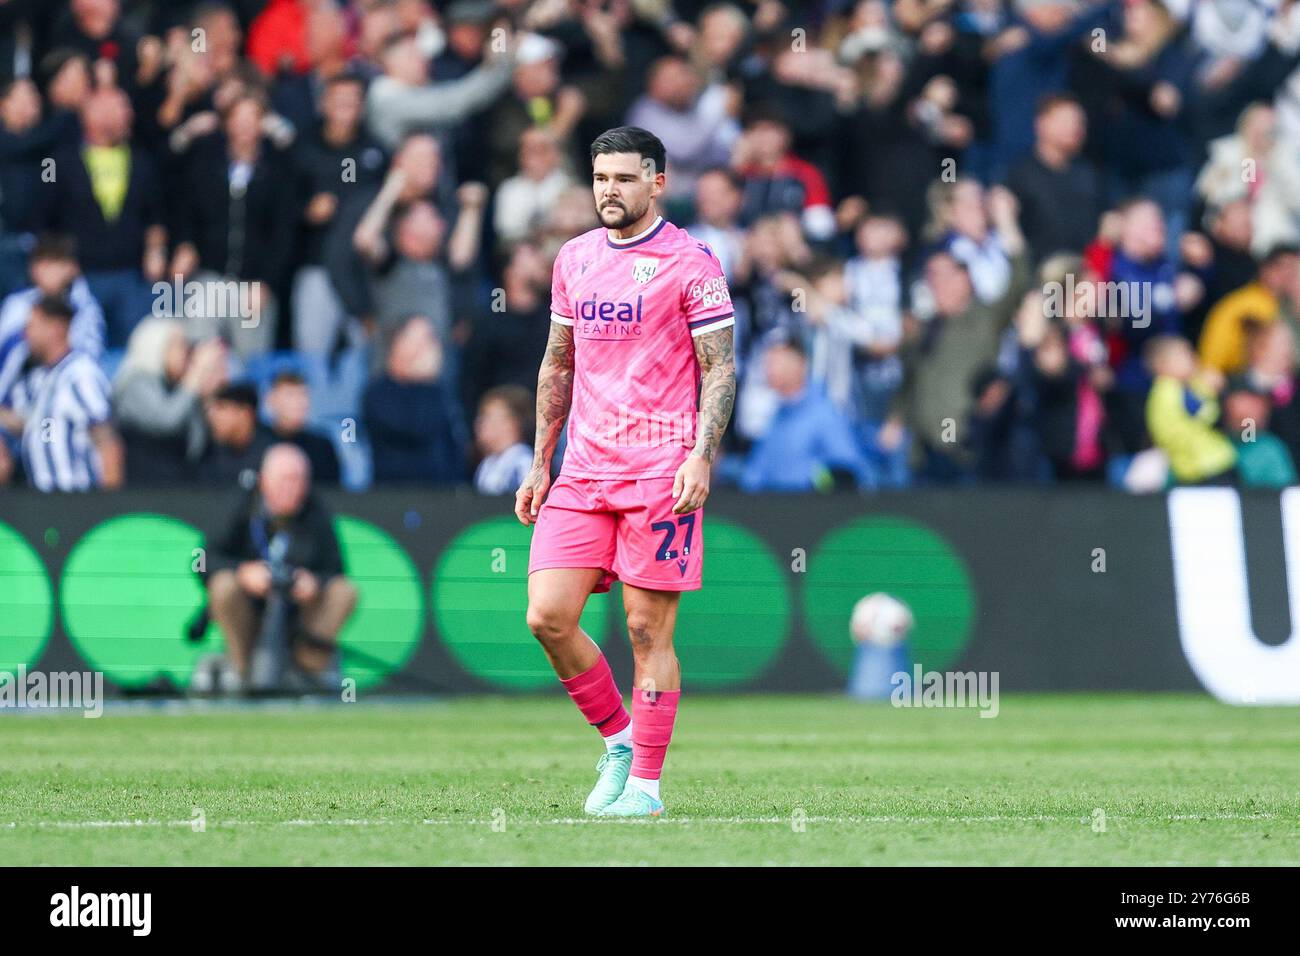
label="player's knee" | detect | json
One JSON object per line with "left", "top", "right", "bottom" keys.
{"left": 526, "top": 603, "right": 575, "bottom": 647}
{"left": 626, "top": 616, "right": 667, "bottom": 654}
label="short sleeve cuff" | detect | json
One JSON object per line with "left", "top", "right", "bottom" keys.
{"left": 550, "top": 312, "right": 574, "bottom": 326}
{"left": 688, "top": 312, "right": 735, "bottom": 337}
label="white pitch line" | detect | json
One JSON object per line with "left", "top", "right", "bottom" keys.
{"left": 1, "top": 812, "right": 1286, "bottom": 830}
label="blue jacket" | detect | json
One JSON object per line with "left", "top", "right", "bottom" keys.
{"left": 741, "top": 386, "right": 869, "bottom": 492}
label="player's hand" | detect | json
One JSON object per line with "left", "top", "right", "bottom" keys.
{"left": 672, "top": 454, "right": 711, "bottom": 514}
{"left": 515, "top": 463, "right": 552, "bottom": 526}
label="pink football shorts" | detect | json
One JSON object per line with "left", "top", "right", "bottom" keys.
{"left": 528, "top": 475, "right": 704, "bottom": 592}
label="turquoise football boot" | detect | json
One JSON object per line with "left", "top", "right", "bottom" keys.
{"left": 583, "top": 745, "right": 633, "bottom": 815}
{"left": 595, "top": 785, "right": 665, "bottom": 818}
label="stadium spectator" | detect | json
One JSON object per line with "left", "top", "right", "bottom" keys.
{"left": 493, "top": 127, "right": 574, "bottom": 249}
{"left": 1145, "top": 335, "right": 1236, "bottom": 486}
{"left": 686, "top": 166, "right": 747, "bottom": 282}
{"left": 0, "top": 78, "right": 78, "bottom": 298}
{"left": 364, "top": 315, "right": 466, "bottom": 485}
{"left": 1220, "top": 386, "right": 1296, "bottom": 488}
{"left": 460, "top": 240, "right": 550, "bottom": 413}
{"left": 156, "top": 3, "right": 248, "bottom": 134}
{"left": 626, "top": 55, "right": 739, "bottom": 207}
{"left": 199, "top": 380, "right": 274, "bottom": 487}
{"left": 114, "top": 317, "right": 227, "bottom": 484}
{"left": 1100, "top": 197, "right": 1202, "bottom": 453}
{"left": 733, "top": 109, "right": 835, "bottom": 241}
{"left": 290, "top": 71, "right": 388, "bottom": 355}
{"left": 265, "top": 369, "right": 340, "bottom": 485}
{"left": 203, "top": 443, "right": 358, "bottom": 689}
{"left": 843, "top": 215, "right": 910, "bottom": 480}
{"left": 740, "top": 337, "right": 870, "bottom": 492}
{"left": 1195, "top": 103, "right": 1300, "bottom": 257}
{"left": 325, "top": 131, "right": 450, "bottom": 323}
{"left": 270, "top": 0, "right": 354, "bottom": 135}
{"left": 355, "top": 195, "right": 455, "bottom": 369}
{"left": 1014, "top": 258, "right": 1114, "bottom": 482}
{"left": 50, "top": 0, "right": 142, "bottom": 92}
{"left": 473, "top": 384, "right": 533, "bottom": 495}
{"left": 170, "top": 90, "right": 295, "bottom": 357}
{"left": 1183, "top": 200, "right": 1260, "bottom": 344}
{"left": 1075, "top": 0, "right": 1197, "bottom": 255}
{"left": 923, "top": 178, "right": 1016, "bottom": 305}
{"left": 364, "top": 26, "right": 514, "bottom": 151}
{"left": 0, "top": 234, "right": 104, "bottom": 399}
{"left": 1229, "top": 320, "right": 1300, "bottom": 468}
{"left": 484, "top": 33, "right": 582, "bottom": 189}
{"left": 984, "top": 0, "right": 1108, "bottom": 180}
{"left": 0, "top": 295, "right": 122, "bottom": 491}
{"left": 887, "top": 237, "right": 1029, "bottom": 483}
{"left": 1005, "top": 93, "right": 1101, "bottom": 264}
{"left": 40, "top": 85, "right": 165, "bottom": 347}
{"left": 1198, "top": 244, "right": 1299, "bottom": 377}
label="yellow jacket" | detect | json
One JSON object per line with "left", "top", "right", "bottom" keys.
{"left": 1146, "top": 376, "right": 1237, "bottom": 483}
{"left": 1198, "top": 282, "right": 1278, "bottom": 375}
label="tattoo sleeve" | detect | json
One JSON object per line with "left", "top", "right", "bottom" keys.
{"left": 532, "top": 320, "right": 576, "bottom": 468}
{"left": 691, "top": 325, "right": 737, "bottom": 463}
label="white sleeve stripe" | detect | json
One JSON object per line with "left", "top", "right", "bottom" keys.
{"left": 689, "top": 315, "right": 736, "bottom": 337}
{"left": 550, "top": 312, "right": 574, "bottom": 326}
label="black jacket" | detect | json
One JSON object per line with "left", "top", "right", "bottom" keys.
{"left": 40, "top": 142, "right": 165, "bottom": 271}
{"left": 204, "top": 488, "right": 344, "bottom": 584}
{"left": 173, "top": 136, "right": 297, "bottom": 291}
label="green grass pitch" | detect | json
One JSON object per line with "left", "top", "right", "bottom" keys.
{"left": 2, "top": 694, "right": 1297, "bottom": 865}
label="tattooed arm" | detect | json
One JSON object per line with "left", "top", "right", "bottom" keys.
{"left": 673, "top": 325, "right": 736, "bottom": 514}
{"left": 515, "top": 320, "right": 575, "bottom": 525}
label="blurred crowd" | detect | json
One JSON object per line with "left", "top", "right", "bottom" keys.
{"left": 5, "top": 0, "right": 1300, "bottom": 493}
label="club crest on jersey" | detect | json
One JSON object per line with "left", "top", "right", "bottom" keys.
{"left": 632, "top": 257, "right": 658, "bottom": 284}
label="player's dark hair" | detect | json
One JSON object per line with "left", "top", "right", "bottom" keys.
{"left": 590, "top": 126, "right": 667, "bottom": 176}
{"left": 33, "top": 295, "right": 74, "bottom": 325}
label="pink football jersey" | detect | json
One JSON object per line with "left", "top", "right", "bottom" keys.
{"left": 549, "top": 215, "right": 735, "bottom": 479}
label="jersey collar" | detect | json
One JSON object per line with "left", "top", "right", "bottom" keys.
{"left": 606, "top": 215, "right": 665, "bottom": 249}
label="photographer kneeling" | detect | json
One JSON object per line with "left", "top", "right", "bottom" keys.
{"left": 203, "top": 444, "right": 357, "bottom": 692}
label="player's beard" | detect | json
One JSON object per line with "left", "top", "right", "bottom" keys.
{"left": 598, "top": 198, "right": 648, "bottom": 230}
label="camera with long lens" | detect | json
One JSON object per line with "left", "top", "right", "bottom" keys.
{"left": 249, "top": 532, "right": 295, "bottom": 692}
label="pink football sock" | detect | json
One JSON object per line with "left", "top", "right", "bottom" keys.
{"left": 631, "top": 688, "right": 681, "bottom": 779}
{"left": 560, "top": 655, "right": 631, "bottom": 737}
